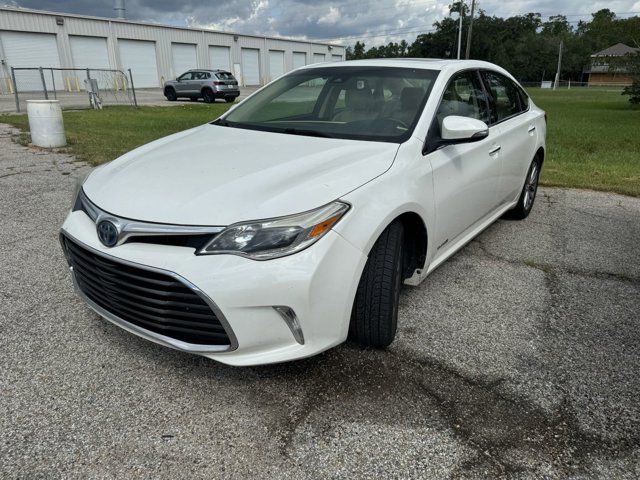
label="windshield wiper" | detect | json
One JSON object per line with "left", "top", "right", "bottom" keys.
{"left": 213, "top": 119, "right": 234, "bottom": 127}
{"left": 281, "top": 127, "right": 334, "bottom": 138}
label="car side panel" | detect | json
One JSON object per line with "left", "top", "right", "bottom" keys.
{"left": 334, "top": 137, "right": 436, "bottom": 273}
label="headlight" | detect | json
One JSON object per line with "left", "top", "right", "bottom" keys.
{"left": 71, "top": 171, "right": 91, "bottom": 209}
{"left": 72, "top": 186, "right": 99, "bottom": 221}
{"left": 199, "top": 201, "right": 350, "bottom": 260}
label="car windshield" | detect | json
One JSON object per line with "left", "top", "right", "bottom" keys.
{"left": 216, "top": 72, "right": 234, "bottom": 80}
{"left": 216, "top": 66, "right": 439, "bottom": 142}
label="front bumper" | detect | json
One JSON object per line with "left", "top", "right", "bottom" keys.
{"left": 61, "top": 210, "right": 366, "bottom": 366}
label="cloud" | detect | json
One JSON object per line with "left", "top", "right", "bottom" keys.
{"left": 318, "top": 6, "right": 340, "bottom": 25}
{"left": 9, "top": 0, "right": 640, "bottom": 46}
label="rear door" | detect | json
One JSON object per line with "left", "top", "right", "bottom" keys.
{"left": 481, "top": 70, "right": 538, "bottom": 204}
{"left": 427, "top": 70, "right": 502, "bottom": 249}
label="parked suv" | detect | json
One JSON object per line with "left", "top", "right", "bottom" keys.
{"left": 164, "top": 69, "right": 240, "bottom": 103}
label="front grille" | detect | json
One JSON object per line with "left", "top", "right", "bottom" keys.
{"left": 62, "top": 235, "right": 230, "bottom": 346}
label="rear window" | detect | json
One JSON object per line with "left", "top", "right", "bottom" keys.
{"left": 216, "top": 72, "right": 234, "bottom": 80}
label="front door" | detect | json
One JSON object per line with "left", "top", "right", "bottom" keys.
{"left": 427, "top": 70, "right": 502, "bottom": 250}
{"left": 175, "top": 71, "right": 193, "bottom": 94}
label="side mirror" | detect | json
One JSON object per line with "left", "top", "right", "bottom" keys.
{"left": 441, "top": 115, "right": 489, "bottom": 143}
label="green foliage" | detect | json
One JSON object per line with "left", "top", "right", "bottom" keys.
{"left": 619, "top": 52, "right": 640, "bottom": 103}
{"left": 346, "top": 9, "right": 640, "bottom": 83}
{"left": 529, "top": 88, "right": 640, "bottom": 197}
{"left": 1, "top": 104, "right": 231, "bottom": 166}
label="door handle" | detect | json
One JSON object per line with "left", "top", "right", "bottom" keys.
{"left": 489, "top": 145, "right": 501, "bottom": 155}
{"left": 528, "top": 125, "right": 536, "bottom": 133}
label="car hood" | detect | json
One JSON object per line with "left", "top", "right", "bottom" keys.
{"left": 83, "top": 124, "right": 399, "bottom": 225}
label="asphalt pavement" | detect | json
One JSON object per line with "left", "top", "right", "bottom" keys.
{"left": 1, "top": 123, "right": 639, "bottom": 479}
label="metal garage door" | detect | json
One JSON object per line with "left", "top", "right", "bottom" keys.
{"left": 69, "top": 36, "right": 110, "bottom": 89}
{"left": 268, "top": 50, "right": 284, "bottom": 81}
{"left": 118, "top": 39, "right": 159, "bottom": 88}
{"left": 209, "top": 46, "right": 230, "bottom": 71}
{"left": 241, "top": 48, "right": 260, "bottom": 86}
{"left": 292, "top": 52, "right": 306, "bottom": 69}
{"left": 0, "top": 31, "right": 62, "bottom": 90}
{"left": 312, "top": 53, "right": 326, "bottom": 64}
{"left": 332, "top": 54, "right": 343, "bottom": 62}
{"left": 70, "top": 36, "right": 110, "bottom": 69}
{"left": 171, "top": 43, "right": 197, "bottom": 78}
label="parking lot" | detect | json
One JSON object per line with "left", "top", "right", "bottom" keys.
{"left": 1, "top": 122, "right": 639, "bottom": 478}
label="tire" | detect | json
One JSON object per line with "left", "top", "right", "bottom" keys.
{"left": 505, "top": 157, "right": 541, "bottom": 220}
{"left": 349, "top": 221, "right": 405, "bottom": 347}
{"left": 164, "top": 87, "right": 177, "bottom": 101}
{"left": 225, "top": 97, "right": 236, "bottom": 103}
{"left": 202, "top": 89, "right": 215, "bottom": 103}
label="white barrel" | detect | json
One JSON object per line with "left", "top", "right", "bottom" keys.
{"left": 26, "top": 100, "right": 67, "bottom": 148}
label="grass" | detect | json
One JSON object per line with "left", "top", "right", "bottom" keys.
{"left": 3, "top": 103, "right": 230, "bottom": 166}
{"left": 1, "top": 89, "right": 638, "bottom": 196}
{"left": 527, "top": 88, "right": 639, "bottom": 197}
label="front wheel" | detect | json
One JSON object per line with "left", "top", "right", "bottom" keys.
{"left": 164, "top": 87, "right": 177, "bottom": 101}
{"left": 349, "top": 221, "right": 404, "bottom": 347}
{"left": 505, "top": 157, "right": 541, "bottom": 220}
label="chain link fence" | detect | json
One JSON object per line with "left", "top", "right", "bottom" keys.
{"left": 5, "top": 67, "right": 137, "bottom": 112}
{"left": 520, "top": 80, "right": 626, "bottom": 90}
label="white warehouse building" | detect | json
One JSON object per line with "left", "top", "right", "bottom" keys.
{"left": 0, "top": 6, "right": 345, "bottom": 88}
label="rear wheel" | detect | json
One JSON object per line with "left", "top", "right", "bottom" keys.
{"left": 505, "top": 157, "right": 541, "bottom": 220}
{"left": 164, "top": 87, "right": 177, "bottom": 101}
{"left": 202, "top": 89, "right": 215, "bottom": 103}
{"left": 225, "top": 97, "right": 236, "bottom": 103}
{"left": 349, "top": 221, "right": 404, "bottom": 347}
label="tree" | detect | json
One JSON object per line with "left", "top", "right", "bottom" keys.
{"left": 619, "top": 52, "right": 640, "bottom": 104}
{"left": 345, "top": 8, "right": 640, "bottom": 85}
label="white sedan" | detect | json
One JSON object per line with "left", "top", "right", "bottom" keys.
{"left": 61, "top": 59, "right": 546, "bottom": 366}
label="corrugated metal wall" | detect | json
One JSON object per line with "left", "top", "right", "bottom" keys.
{"left": 0, "top": 7, "right": 345, "bottom": 87}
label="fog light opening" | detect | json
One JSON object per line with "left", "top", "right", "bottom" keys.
{"left": 273, "top": 306, "right": 305, "bottom": 345}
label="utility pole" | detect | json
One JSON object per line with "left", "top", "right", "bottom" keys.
{"left": 465, "top": 0, "right": 476, "bottom": 59}
{"left": 456, "top": 1, "right": 464, "bottom": 59}
{"left": 553, "top": 40, "right": 563, "bottom": 90}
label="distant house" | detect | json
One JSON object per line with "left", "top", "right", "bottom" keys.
{"left": 585, "top": 43, "right": 639, "bottom": 86}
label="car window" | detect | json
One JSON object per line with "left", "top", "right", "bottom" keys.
{"left": 220, "top": 66, "right": 438, "bottom": 143}
{"left": 436, "top": 71, "right": 490, "bottom": 129}
{"left": 482, "top": 71, "right": 523, "bottom": 123}
{"left": 216, "top": 72, "right": 234, "bottom": 80}
{"left": 517, "top": 86, "right": 529, "bottom": 110}
{"left": 178, "top": 72, "right": 193, "bottom": 81}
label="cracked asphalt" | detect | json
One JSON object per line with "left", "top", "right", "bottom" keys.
{"left": 1, "top": 123, "right": 639, "bottom": 479}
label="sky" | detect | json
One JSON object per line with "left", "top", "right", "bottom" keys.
{"left": 5, "top": 0, "right": 640, "bottom": 45}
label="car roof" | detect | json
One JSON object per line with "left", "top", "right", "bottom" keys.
{"left": 303, "top": 58, "right": 500, "bottom": 71}
{"left": 186, "top": 69, "right": 231, "bottom": 73}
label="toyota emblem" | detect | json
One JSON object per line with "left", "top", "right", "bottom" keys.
{"left": 97, "top": 220, "right": 119, "bottom": 247}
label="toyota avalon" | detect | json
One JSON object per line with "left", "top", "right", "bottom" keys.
{"left": 61, "top": 59, "right": 546, "bottom": 366}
